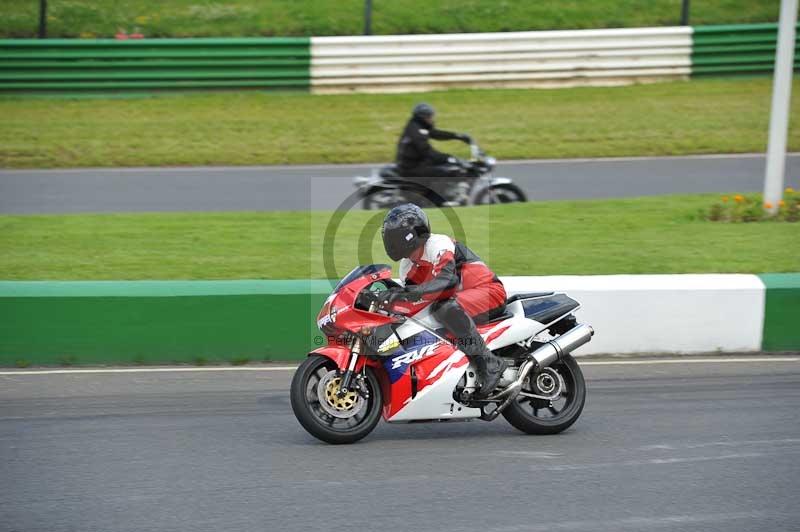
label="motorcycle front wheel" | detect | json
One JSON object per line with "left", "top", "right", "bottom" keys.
{"left": 502, "top": 354, "right": 586, "bottom": 435}
{"left": 290, "top": 355, "right": 383, "bottom": 444}
{"left": 475, "top": 183, "right": 527, "bottom": 204}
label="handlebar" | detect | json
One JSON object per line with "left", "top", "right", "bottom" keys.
{"left": 359, "top": 287, "right": 396, "bottom": 311}
{"left": 469, "top": 142, "right": 484, "bottom": 160}
{"left": 449, "top": 148, "right": 482, "bottom": 170}
{"left": 358, "top": 287, "right": 411, "bottom": 319}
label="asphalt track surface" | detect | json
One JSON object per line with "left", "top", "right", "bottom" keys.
{"left": 2, "top": 154, "right": 799, "bottom": 214}
{"left": 2, "top": 357, "right": 799, "bottom": 532}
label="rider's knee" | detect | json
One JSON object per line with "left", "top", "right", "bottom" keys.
{"left": 431, "top": 298, "right": 466, "bottom": 323}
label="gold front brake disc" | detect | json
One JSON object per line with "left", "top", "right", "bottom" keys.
{"left": 325, "top": 376, "right": 358, "bottom": 411}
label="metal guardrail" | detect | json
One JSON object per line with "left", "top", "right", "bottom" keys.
{"left": 310, "top": 27, "right": 693, "bottom": 93}
{"left": 0, "top": 24, "right": 796, "bottom": 96}
{"left": 692, "top": 23, "right": 800, "bottom": 76}
{"left": 0, "top": 38, "right": 311, "bottom": 94}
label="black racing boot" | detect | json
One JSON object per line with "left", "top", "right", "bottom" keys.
{"left": 473, "top": 350, "right": 508, "bottom": 399}
{"left": 430, "top": 298, "right": 509, "bottom": 398}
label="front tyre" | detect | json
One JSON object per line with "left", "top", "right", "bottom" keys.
{"left": 502, "top": 354, "right": 586, "bottom": 435}
{"left": 475, "top": 183, "right": 527, "bottom": 204}
{"left": 290, "top": 355, "right": 383, "bottom": 444}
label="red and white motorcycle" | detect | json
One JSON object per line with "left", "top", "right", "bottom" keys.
{"left": 290, "top": 264, "right": 594, "bottom": 444}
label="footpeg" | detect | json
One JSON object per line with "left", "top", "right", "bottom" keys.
{"left": 477, "top": 356, "right": 538, "bottom": 419}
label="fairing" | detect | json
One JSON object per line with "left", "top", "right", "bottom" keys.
{"left": 317, "top": 265, "right": 398, "bottom": 334}
{"left": 310, "top": 345, "right": 380, "bottom": 371}
{"left": 378, "top": 329, "right": 479, "bottom": 421}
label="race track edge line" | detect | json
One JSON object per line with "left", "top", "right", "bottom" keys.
{"left": 0, "top": 357, "right": 798, "bottom": 375}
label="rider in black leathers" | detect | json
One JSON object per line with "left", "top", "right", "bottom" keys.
{"left": 395, "top": 103, "right": 472, "bottom": 203}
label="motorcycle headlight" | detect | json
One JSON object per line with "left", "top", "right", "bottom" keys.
{"left": 329, "top": 305, "right": 338, "bottom": 323}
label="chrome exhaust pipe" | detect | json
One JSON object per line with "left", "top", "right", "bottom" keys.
{"left": 486, "top": 324, "right": 594, "bottom": 404}
{"left": 532, "top": 323, "right": 594, "bottom": 368}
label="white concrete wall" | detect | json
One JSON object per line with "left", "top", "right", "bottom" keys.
{"left": 500, "top": 274, "right": 766, "bottom": 355}
{"left": 311, "top": 27, "right": 692, "bottom": 93}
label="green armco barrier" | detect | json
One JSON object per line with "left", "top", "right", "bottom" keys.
{"left": 0, "top": 281, "right": 332, "bottom": 366}
{"left": 692, "top": 23, "right": 800, "bottom": 77}
{"left": 3, "top": 24, "right": 798, "bottom": 95}
{"left": 759, "top": 274, "right": 800, "bottom": 352}
{"left": 0, "top": 38, "right": 311, "bottom": 95}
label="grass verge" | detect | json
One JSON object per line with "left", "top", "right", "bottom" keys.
{"left": 0, "top": 1, "right": 778, "bottom": 38}
{"left": 1, "top": 195, "right": 797, "bottom": 280}
{"left": 2, "top": 79, "right": 798, "bottom": 169}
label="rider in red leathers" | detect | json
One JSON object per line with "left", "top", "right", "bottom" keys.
{"left": 380, "top": 203, "right": 508, "bottom": 397}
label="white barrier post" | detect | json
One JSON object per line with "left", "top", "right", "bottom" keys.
{"left": 764, "top": 0, "right": 798, "bottom": 214}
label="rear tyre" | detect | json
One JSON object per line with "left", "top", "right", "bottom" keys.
{"left": 475, "top": 183, "right": 527, "bottom": 204}
{"left": 502, "top": 354, "right": 585, "bottom": 435}
{"left": 290, "top": 355, "right": 383, "bottom": 444}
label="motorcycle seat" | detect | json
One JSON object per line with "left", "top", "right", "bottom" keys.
{"left": 474, "top": 306, "right": 513, "bottom": 325}
{"left": 506, "top": 292, "right": 554, "bottom": 304}
{"left": 515, "top": 294, "right": 579, "bottom": 325}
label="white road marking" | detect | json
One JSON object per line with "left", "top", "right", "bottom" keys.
{"left": 537, "top": 450, "right": 800, "bottom": 472}
{"left": 639, "top": 438, "right": 800, "bottom": 451}
{"left": 580, "top": 357, "right": 799, "bottom": 365}
{"left": 485, "top": 511, "right": 776, "bottom": 532}
{"left": 497, "top": 451, "right": 563, "bottom": 459}
{"left": 0, "top": 356, "right": 796, "bottom": 375}
{"left": 0, "top": 366, "right": 298, "bottom": 375}
{"left": 502, "top": 152, "right": 799, "bottom": 165}
{"left": 3, "top": 152, "right": 796, "bottom": 175}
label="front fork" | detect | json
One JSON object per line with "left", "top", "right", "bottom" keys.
{"left": 338, "top": 300, "right": 378, "bottom": 398}
{"left": 337, "top": 336, "right": 362, "bottom": 397}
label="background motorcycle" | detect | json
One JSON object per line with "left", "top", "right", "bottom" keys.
{"left": 290, "top": 264, "right": 593, "bottom": 444}
{"left": 353, "top": 142, "right": 527, "bottom": 209}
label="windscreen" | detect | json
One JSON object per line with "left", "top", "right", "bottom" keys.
{"left": 333, "top": 264, "right": 392, "bottom": 293}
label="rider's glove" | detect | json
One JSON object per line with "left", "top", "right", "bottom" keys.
{"left": 456, "top": 133, "right": 472, "bottom": 144}
{"left": 400, "top": 285, "right": 424, "bottom": 302}
{"left": 380, "top": 285, "right": 423, "bottom": 305}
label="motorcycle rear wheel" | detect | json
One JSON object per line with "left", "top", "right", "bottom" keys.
{"left": 290, "top": 355, "right": 383, "bottom": 444}
{"left": 502, "top": 354, "right": 585, "bottom": 435}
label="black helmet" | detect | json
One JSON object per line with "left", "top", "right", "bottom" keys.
{"left": 382, "top": 203, "right": 431, "bottom": 261}
{"left": 412, "top": 103, "right": 435, "bottom": 121}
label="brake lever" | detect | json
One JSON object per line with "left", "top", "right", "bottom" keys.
{"left": 374, "top": 299, "right": 407, "bottom": 322}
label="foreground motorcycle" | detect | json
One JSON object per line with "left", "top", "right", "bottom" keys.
{"left": 353, "top": 141, "right": 527, "bottom": 209}
{"left": 290, "top": 264, "right": 593, "bottom": 444}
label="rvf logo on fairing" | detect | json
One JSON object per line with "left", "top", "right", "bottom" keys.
{"left": 390, "top": 342, "right": 443, "bottom": 369}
